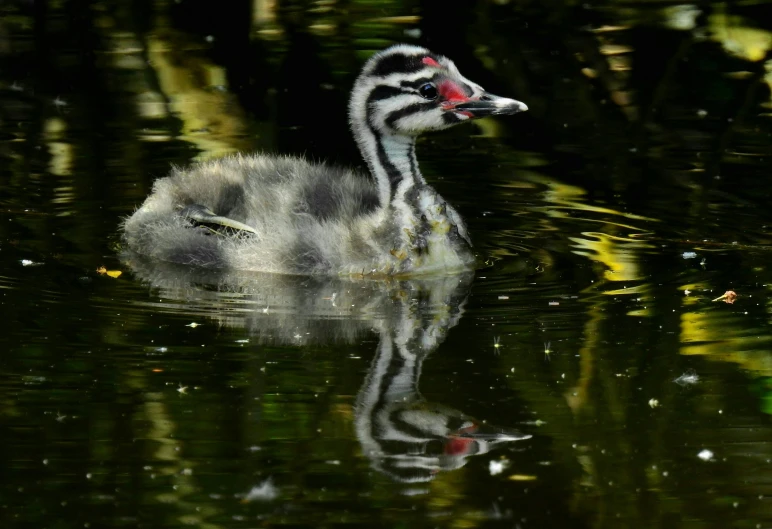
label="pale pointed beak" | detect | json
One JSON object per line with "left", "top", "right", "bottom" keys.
{"left": 453, "top": 92, "right": 528, "bottom": 118}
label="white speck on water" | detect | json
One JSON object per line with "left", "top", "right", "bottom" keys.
{"left": 697, "top": 109, "right": 707, "bottom": 117}
{"left": 243, "top": 479, "right": 279, "bottom": 502}
{"left": 674, "top": 369, "right": 699, "bottom": 386}
{"left": 489, "top": 459, "right": 509, "bottom": 476}
{"left": 682, "top": 251, "right": 697, "bottom": 259}
{"left": 697, "top": 449, "right": 714, "bottom": 461}
{"left": 186, "top": 322, "right": 200, "bottom": 328}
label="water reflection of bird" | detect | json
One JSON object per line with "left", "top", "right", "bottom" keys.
{"left": 122, "top": 258, "right": 530, "bottom": 485}
{"left": 122, "top": 44, "right": 527, "bottom": 276}
{"left": 355, "top": 317, "right": 531, "bottom": 485}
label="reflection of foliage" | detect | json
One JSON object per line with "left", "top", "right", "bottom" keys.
{"left": 751, "top": 376, "right": 772, "bottom": 415}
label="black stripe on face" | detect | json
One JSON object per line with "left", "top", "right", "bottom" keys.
{"left": 368, "top": 85, "right": 408, "bottom": 103}
{"left": 371, "top": 52, "right": 441, "bottom": 77}
{"left": 399, "top": 77, "right": 438, "bottom": 90}
{"left": 384, "top": 102, "right": 437, "bottom": 129}
{"left": 366, "top": 85, "right": 414, "bottom": 132}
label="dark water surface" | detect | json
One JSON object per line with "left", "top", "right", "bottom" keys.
{"left": 2, "top": 1, "right": 772, "bottom": 528}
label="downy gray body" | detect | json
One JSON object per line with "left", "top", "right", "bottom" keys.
{"left": 122, "top": 44, "right": 527, "bottom": 276}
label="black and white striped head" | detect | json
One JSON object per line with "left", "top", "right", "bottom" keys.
{"left": 349, "top": 44, "right": 527, "bottom": 137}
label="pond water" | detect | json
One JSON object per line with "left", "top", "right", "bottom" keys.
{"left": 2, "top": 1, "right": 772, "bottom": 528}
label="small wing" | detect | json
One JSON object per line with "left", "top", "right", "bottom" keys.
{"left": 178, "top": 204, "right": 259, "bottom": 237}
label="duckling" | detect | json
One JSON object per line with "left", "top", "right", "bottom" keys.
{"left": 121, "top": 44, "right": 527, "bottom": 276}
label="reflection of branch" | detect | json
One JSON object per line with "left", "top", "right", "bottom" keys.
{"left": 142, "top": 396, "right": 224, "bottom": 528}
{"left": 641, "top": 36, "right": 695, "bottom": 129}
{"left": 712, "top": 47, "right": 772, "bottom": 164}
{"left": 564, "top": 300, "right": 601, "bottom": 414}
{"left": 145, "top": 33, "right": 252, "bottom": 160}
{"left": 568, "top": 29, "right": 639, "bottom": 123}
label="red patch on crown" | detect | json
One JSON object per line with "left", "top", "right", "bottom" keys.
{"left": 422, "top": 57, "right": 441, "bottom": 68}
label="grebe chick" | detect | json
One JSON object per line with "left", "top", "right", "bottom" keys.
{"left": 122, "top": 44, "right": 527, "bottom": 277}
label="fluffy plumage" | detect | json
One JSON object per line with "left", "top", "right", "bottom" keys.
{"left": 122, "top": 44, "right": 527, "bottom": 277}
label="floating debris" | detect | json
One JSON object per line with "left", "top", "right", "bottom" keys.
{"left": 712, "top": 290, "right": 737, "bottom": 304}
{"left": 96, "top": 266, "right": 122, "bottom": 278}
{"left": 242, "top": 479, "right": 279, "bottom": 502}
{"left": 681, "top": 251, "right": 697, "bottom": 259}
{"left": 21, "top": 259, "right": 42, "bottom": 267}
{"left": 498, "top": 295, "right": 510, "bottom": 300}
{"left": 648, "top": 398, "right": 660, "bottom": 408}
{"left": 674, "top": 369, "right": 699, "bottom": 386}
{"left": 489, "top": 458, "right": 510, "bottom": 476}
{"left": 186, "top": 322, "right": 201, "bottom": 328}
{"left": 508, "top": 474, "right": 537, "bottom": 481}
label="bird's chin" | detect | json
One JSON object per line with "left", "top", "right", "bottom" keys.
{"left": 450, "top": 109, "right": 475, "bottom": 119}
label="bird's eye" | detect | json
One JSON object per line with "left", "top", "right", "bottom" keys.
{"left": 418, "top": 83, "right": 438, "bottom": 100}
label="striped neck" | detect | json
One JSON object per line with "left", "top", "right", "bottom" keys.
{"left": 354, "top": 125, "right": 423, "bottom": 209}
